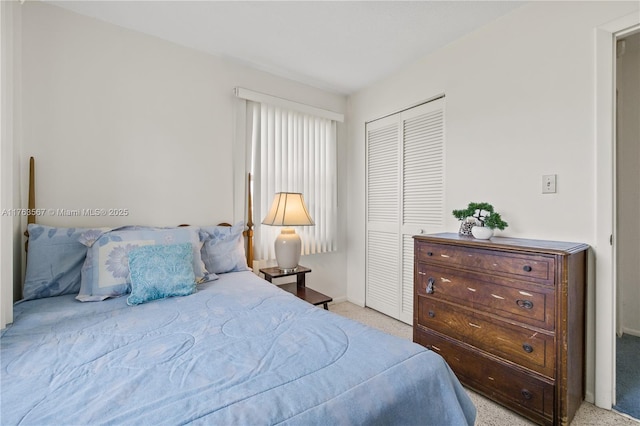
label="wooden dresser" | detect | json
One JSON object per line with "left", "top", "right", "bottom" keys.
{"left": 413, "top": 233, "right": 588, "bottom": 425}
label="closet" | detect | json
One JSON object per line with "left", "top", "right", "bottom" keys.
{"left": 365, "top": 97, "right": 445, "bottom": 324}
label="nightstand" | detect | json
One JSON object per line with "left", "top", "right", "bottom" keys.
{"left": 260, "top": 265, "right": 332, "bottom": 310}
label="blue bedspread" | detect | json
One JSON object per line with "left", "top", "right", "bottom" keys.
{"left": 1, "top": 271, "right": 475, "bottom": 425}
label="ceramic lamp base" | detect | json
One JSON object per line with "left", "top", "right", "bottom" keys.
{"left": 274, "top": 228, "right": 301, "bottom": 271}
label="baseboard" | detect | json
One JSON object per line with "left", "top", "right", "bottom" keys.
{"left": 346, "top": 298, "right": 365, "bottom": 307}
{"left": 621, "top": 328, "right": 640, "bottom": 337}
{"left": 585, "top": 391, "right": 595, "bottom": 404}
{"left": 328, "top": 296, "right": 347, "bottom": 304}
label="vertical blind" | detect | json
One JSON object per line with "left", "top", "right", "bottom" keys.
{"left": 249, "top": 101, "right": 338, "bottom": 262}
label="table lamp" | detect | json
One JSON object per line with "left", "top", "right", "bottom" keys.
{"left": 262, "top": 192, "right": 314, "bottom": 272}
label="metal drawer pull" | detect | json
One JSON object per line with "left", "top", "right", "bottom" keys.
{"left": 418, "top": 271, "right": 426, "bottom": 276}
{"left": 427, "top": 251, "right": 433, "bottom": 256}
{"left": 522, "top": 343, "right": 534, "bottom": 353}
{"left": 426, "top": 278, "right": 435, "bottom": 294}
{"left": 428, "top": 310, "right": 435, "bottom": 318}
{"left": 521, "top": 389, "right": 533, "bottom": 400}
{"left": 516, "top": 299, "right": 534, "bottom": 309}
{"left": 523, "top": 265, "right": 533, "bottom": 272}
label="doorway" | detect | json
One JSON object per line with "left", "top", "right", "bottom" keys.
{"left": 614, "top": 29, "right": 640, "bottom": 420}
{"left": 595, "top": 12, "right": 640, "bottom": 411}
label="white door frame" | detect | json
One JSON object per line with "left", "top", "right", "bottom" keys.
{"left": 594, "top": 12, "right": 640, "bottom": 410}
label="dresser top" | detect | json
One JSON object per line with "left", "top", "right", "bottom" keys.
{"left": 414, "top": 232, "right": 589, "bottom": 255}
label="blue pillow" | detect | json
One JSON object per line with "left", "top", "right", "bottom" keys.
{"left": 23, "top": 224, "right": 109, "bottom": 300}
{"left": 77, "top": 226, "right": 210, "bottom": 302}
{"left": 199, "top": 222, "right": 250, "bottom": 274}
{"left": 127, "top": 243, "right": 196, "bottom": 306}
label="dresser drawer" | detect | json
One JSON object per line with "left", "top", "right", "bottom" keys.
{"left": 417, "top": 298, "right": 555, "bottom": 377}
{"left": 415, "top": 241, "right": 555, "bottom": 285}
{"left": 416, "top": 263, "right": 555, "bottom": 330}
{"left": 414, "top": 328, "right": 554, "bottom": 423}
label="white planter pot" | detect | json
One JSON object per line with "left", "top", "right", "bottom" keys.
{"left": 471, "top": 226, "right": 494, "bottom": 240}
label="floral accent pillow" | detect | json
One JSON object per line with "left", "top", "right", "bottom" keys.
{"left": 127, "top": 243, "right": 196, "bottom": 306}
{"left": 77, "top": 226, "right": 209, "bottom": 302}
{"left": 199, "top": 222, "right": 251, "bottom": 274}
{"left": 23, "top": 224, "right": 110, "bottom": 301}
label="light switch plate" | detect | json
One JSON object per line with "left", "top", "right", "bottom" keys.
{"left": 542, "top": 174, "right": 557, "bottom": 194}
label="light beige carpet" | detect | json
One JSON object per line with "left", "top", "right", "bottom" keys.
{"left": 330, "top": 301, "right": 638, "bottom": 426}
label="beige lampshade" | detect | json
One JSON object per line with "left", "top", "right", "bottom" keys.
{"left": 262, "top": 193, "right": 315, "bottom": 226}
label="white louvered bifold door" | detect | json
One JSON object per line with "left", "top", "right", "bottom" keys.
{"left": 366, "top": 114, "right": 401, "bottom": 318}
{"left": 399, "top": 99, "right": 445, "bottom": 324}
{"left": 366, "top": 98, "right": 445, "bottom": 324}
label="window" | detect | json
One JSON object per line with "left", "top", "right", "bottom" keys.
{"left": 246, "top": 99, "right": 339, "bottom": 262}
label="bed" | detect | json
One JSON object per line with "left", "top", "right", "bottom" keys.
{"left": 0, "top": 158, "right": 476, "bottom": 425}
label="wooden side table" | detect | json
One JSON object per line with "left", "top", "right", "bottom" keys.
{"left": 260, "top": 265, "right": 332, "bottom": 310}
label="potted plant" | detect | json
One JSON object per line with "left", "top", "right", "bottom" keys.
{"left": 452, "top": 202, "right": 508, "bottom": 239}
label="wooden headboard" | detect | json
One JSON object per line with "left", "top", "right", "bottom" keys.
{"left": 24, "top": 156, "right": 254, "bottom": 267}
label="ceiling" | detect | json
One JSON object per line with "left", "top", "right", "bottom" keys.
{"left": 46, "top": 1, "right": 525, "bottom": 95}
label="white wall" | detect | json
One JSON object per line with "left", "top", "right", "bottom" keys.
{"left": 14, "top": 1, "right": 348, "bottom": 304}
{"left": 0, "top": 0, "right": 23, "bottom": 329}
{"left": 617, "top": 32, "right": 640, "bottom": 337}
{"left": 346, "top": 0, "right": 639, "bottom": 402}
{"left": 1, "top": 0, "right": 13, "bottom": 329}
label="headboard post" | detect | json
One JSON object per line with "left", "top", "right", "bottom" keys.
{"left": 24, "top": 156, "right": 35, "bottom": 252}
{"left": 27, "top": 157, "right": 35, "bottom": 225}
{"left": 245, "top": 173, "right": 254, "bottom": 268}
